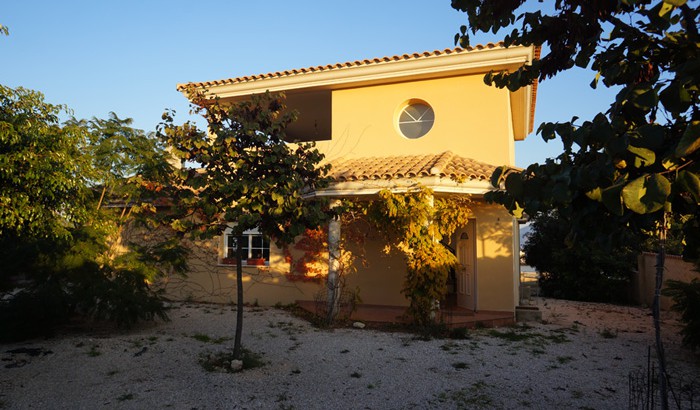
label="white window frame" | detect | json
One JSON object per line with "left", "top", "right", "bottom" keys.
{"left": 222, "top": 227, "right": 270, "bottom": 266}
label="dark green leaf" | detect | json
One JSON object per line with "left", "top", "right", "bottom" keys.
{"left": 621, "top": 174, "right": 671, "bottom": 214}
{"left": 675, "top": 121, "right": 700, "bottom": 158}
{"left": 676, "top": 170, "right": 700, "bottom": 203}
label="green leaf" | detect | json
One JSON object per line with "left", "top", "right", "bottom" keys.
{"left": 664, "top": 0, "right": 687, "bottom": 5}
{"left": 676, "top": 170, "right": 700, "bottom": 203}
{"left": 505, "top": 172, "right": 524, "bottom": 197}
{"left": 629, "top": 87, "right": 658, "bottom": 111}
{"left": 675, "top": 121, "right": 700, "bottom": 158}
{"left": 627, "top": 145, "right": 656, "bottom": 168}
{"left": 489, "top": 166, "right": 507, "bottom": 187}
{"left": 586, "top": 187, "right": 602, "bottom": 202}
{"left": 659, "top": 1, "right": 674, "bottom": 18}
{"left": 659, "top": 80, "right": 691, "bottom": 114}
{"left": 621, "top": 174, "right": 671, "bottom": 214}
{"left": 601, "top": 183, "right": 625, "bottom": 216}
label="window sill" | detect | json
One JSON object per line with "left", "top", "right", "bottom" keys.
{"left": 218, "top": 262, "right": 270, "bottom": 268}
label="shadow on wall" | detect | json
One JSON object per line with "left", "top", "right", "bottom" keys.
{"left": 474, "top": 203, "right": 513, "bottom": 257}
{"left": 634, "top": 252, "right": 700, "bottom": 310}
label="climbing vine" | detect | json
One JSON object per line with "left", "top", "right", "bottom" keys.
{"left": 283, "top": 227, "right": 328, "bottom": 283}
{"left": 360, "top": 186, "right": 472, "bottom": 326}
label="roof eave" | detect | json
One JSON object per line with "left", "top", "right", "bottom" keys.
{"left": 179, "top": 46, "right": 536, "bottom": 100}
{"left": 305, "top": 177, "right": 493, "bottom": 198}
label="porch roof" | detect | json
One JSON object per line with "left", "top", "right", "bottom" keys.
{"left": 311, "top": 151, "right": 497, "bottom": 197}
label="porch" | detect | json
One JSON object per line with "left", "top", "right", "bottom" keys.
{"left": 296, "top": 301, "right": 515, "bottom": 329}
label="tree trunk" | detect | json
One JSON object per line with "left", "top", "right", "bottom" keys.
{"left": 654, "top": 214, "right": 669, "bottom": 410}
{"left": 326, "top": 216, "right": 341, "bottom": 324}
{"left": 233, "top": 234, "right": 244, "bottom": 360}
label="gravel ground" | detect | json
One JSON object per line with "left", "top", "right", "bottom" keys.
{"left": 1, "top": 298, "right": 698, "bottom": 409}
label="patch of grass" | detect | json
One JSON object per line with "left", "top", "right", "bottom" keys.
{"left": 117, "top": 393, "right": 134, "bottom": 401}
{"left": 488, "top": 329, "right": 534, "bottom": 342}
{"left": 449, "top": 327, "right": 470, "bottom": 339}
{"left": 452, "top": 361, "right": 469, "bottom": 370}
{"left": 530, "top": 347, "right": 547, "bottom": 356}
{"left": 599, "top": 328, "right": 618, "bottom": 339}
{"left": 556, "top": 355, "right": 575, "bottom": 365}
{"left": 191, "top": 333, "right": 231, "bottom": 344}
{"left": 434, "top": 380, "right": 493, "bottom": 409}
{"left": 199, "top": 348, "right": 265, "bottom": 373}
{"left": 87, "top": 345, "right": 101, "bottom": 357}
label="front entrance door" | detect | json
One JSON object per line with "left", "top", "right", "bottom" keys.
{"left": 456, "top": 220, "right": 476, "bottom": 310}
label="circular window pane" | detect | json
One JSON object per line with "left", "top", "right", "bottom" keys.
{"left": 398, "top": 102, "right": 434, "bottom": 139}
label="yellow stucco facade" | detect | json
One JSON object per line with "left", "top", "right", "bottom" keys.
{"left": 168, "top": 44, "right": 536, "bottom": 316}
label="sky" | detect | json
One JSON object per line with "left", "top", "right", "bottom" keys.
{"left": 2, "top": 1, "right": 619, "bottom": 168}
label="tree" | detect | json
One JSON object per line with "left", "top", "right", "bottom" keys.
{"left": 523, "top": 210, "right": 637, "bottom": 303}
{"left": 0, "top": 85, "right": 179, "bottom": 340}
{"left": 159, "top": 90, "right": 331, "bottom": 359}
{"left": 0, "top": 85, "right": 90, "bottom": 240}
{"left": 452, "top": 1, "right": 699, "bottom": 407}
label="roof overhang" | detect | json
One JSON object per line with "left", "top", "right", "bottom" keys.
{"left": 179, "top": 44, "right": 538, "bottom": 141}
{"left": 306, "top": 176, "right": 493, "bottom": 199}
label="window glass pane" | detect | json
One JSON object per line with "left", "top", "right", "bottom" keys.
{"left": 251, "top": 235, "right": 264, "bottom": 248}
{"left": 224, "top": 230, "right": 270, "bottom": 263}
{"left": 226, "top": 234, "right": 237, "bottom": 258}
{"left": 398, "top": 103, "right": 434, "bottom": 139}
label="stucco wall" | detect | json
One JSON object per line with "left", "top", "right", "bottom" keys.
{"left": 146, "top": 205, "right": 517, "bottom": 313}
{"left": 634, "top": 252, "right": 699, "bottom": 310}
{"left": 315, "top": 74, "right": 514, "bottom": 166}
{"left": 472, "top": 203, "right": 518, "bottom": 312}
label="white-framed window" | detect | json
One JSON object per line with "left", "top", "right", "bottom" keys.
{"left": 222, "top": 228, "right": 270, "bottom": 265}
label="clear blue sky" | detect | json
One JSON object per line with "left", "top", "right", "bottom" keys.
{"left": 2, "top": 1, "right": 617, "bottom": 168}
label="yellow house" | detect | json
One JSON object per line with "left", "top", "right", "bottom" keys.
{"left": 164, "top": 43, "right": 538, "bottom": 323}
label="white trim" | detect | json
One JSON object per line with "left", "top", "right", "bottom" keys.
{"left": 186, "top": 47, "right": 534, "bottom": 99}
{"left": 305, "top": 178, "right": 493, "bottom": 198}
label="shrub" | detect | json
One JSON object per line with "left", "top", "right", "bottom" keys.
{"left": 663, "top": 279, "right": 700, "bottom": 350}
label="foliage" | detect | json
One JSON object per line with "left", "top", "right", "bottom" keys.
{"left": 453, "top": 1, "right": 700, "bottom": 252}
{"left": 523, "top": 211, "right": 636, "bottom": 303}
{"left": 361, "top": 187, "right": 472, "bottom": 326}
{"left": 662, "top": 279, "right": 700, "bottom": 350}
{"left": 453, "top": 1, "right": 699, "bottom": 404}
{"left": 0, "top": 85, "right": 90, "bottom": 240}
{"left": 0, "top": 85, "right": 177, "bottom": 340}
{"left": 284, "top": 227, "right": 328, "bottom": 282}
{"left": 158, "top": 89, "right": 332, "bottom": 357}
{"left": 160, "top": 89, "right": 331, "bottom": 245}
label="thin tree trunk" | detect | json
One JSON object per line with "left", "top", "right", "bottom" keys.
{"left": 654, "top": 213, "right": 669, "bottom": 410}
{"left": 233, "top": 234, "right": 244, "bottom": 359}
{"left": 326, "top": 216, "right": 341, "bottom": 324}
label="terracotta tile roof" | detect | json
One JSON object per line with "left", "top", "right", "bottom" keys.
{"left": 177, "top": 43, "right": 505, "bottom": 91}
{"left": 328, "top": 151, "right": 495, "bottom": 183}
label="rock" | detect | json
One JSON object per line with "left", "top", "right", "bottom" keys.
{"left": 230, "top": 359, "right": 243, "bottom": 372}
{"left": 353, "top": 322, "right": 366, "bottom": 329}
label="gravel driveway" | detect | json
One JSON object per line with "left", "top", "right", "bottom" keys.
{"left": 1, "top": 298, "right": 697, "bottom": 409}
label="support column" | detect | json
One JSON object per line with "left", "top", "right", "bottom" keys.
{"left": 326, "top": 200, "right": 341, "bottom": 322}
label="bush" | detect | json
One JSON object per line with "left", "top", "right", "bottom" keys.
{"left": 524, "top": 210, "right": 636, "bottom": 303}
{"left": 0, "top": 280, "right": 72, "bottom": 342}
{"left": 663, "top": 279, "right": 700, "bottom": 350}
{"left": 0, "top": 267, "right": 169, "bottom": 342}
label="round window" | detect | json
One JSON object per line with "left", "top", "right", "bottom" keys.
{"left": 398, "top": 101, "right": 434, "bottom": 139}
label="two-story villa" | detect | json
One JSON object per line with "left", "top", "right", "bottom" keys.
{"left": 166, "top": 43, "right": 538, "bottom": 324}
